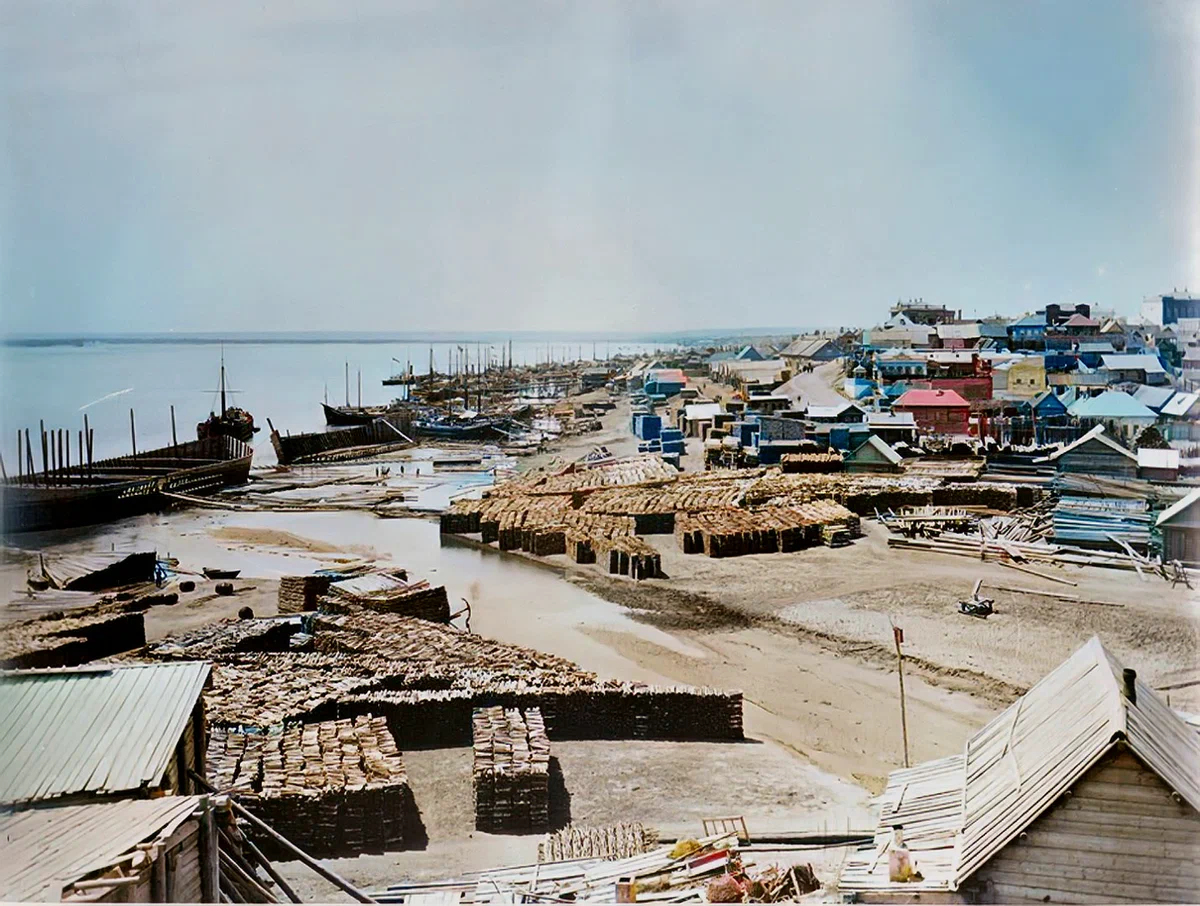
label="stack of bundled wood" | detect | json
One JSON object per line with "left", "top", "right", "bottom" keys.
{"left": 676, "top": 502, "right": 859, "bottom": 557}
{"left": 323, "top": 569, "right": 450, "bottom": 623}
{"left": 900, "top": 457, "right": 986, "bottom": 481}
{"left": 208, "top": 716, "right": 413, "bottom": 858}
{"left": 472, "top": 707, "right": 551, "bottom": 833}
{"left": 931, "top": 482, "right": 1020, "bottom": 511}
{"left": 277, "top": 575, "right": 332, "bottom": 614}
{"left": 594, "top": 534, "right": 663, "bottom": 579}
{"left": 539, "top": 822, "right": 659, "bottom": 863}
{"left": 0, "top": 609, "right": 146, "bottom": 669}
{"left": 878, "top": 506, "right": 979, "bottom": 538}
{"left": 984, "top": 498, "right": 1055, "bottom": 543}
{"left": 743, "top": 471, "right": 941, "bottom": 514}
{"left": 517, "top": 455, "right": 680, "bottom": 495}
{"left": 147, "top": 616, "right": 307, "bottom": 660}
{"left": 781, "top": 451, "right": 843, "bottom": 473}
{"left": 202, "top": 654, "right": 383, "bottom": 726}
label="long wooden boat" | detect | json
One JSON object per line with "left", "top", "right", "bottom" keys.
{"left": 1, "top": 436, "right": 253, "bottom": 534}
{"left": 322, "top": 403, "right": 386, "bottom": 426}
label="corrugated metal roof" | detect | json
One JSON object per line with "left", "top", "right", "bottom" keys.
{"left": 1067, "top": 389, "right": 1156, "bottom": 420}
{"left": 1162, "top": 391, "right": 1199, "bottom": 417}
{"left": 1100, "top": 353, "right": 1166, "bottom": 374}
{"left": 0, "top": 662, "right": 210, "bottom": 806}
{"left": 0, "top": 795, "right": 202, "bottom": 901}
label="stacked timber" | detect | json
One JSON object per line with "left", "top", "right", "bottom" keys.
{"left": 886, "top": 532, "right": 1162, "bottom": 575}
{"left": 506, "top": 455, "right": 680, "bottom": 496}
{"left": 277, "top": 575, "right": 332, "bottom": 614}
{"left": 207, "top": 717, "right": 413, "bottom": 858}
{"left": 324, "top": 570, "right": 451, "bottom": 623}
{"left": 472, "top": 707, "right": 551, "bottom": 833}
{"left": 931, "top": 482, "right": 1020, "bottom": 510}
{"left": 539, "top": 822, "right": 659, "bottom": 863}
{"left": 597, "top": 534, "right": 663, "bottom": 579}
{"left": 676, "top": 503, "right": 859, "bottom": 557}
{"left": 781, "top": 452, "right": 843, "bottom": 474}
{"left": 1052, "top": 495, "right": 1152, "bottom": 551}
{"left": 0, "top": 610, "right": 146, "bottom": 669}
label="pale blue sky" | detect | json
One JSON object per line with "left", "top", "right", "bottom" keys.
{"left": 1, "top": 1, "right": 1196, "bottom": 334}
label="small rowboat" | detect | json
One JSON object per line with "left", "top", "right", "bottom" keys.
{"left": 203, "top": 568, "right": 241, "bottom": 580}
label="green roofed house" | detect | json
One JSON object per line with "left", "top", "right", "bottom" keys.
{"left": 844, "top": 435, "right": 903, "bottom": 474}
{"left": 838, "top": 636, "right": 1200, "bottom": 904}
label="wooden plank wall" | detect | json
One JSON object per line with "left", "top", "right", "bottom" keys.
{"left": 970, "top": 748, "right": 1200, "bottom": 904}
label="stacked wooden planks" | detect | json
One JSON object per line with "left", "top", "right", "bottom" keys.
{"left": 472, "top": 707, "right": 551, "bottom": 833}
{"left": 277, "top": 575, "right": 332, "bottom": 614}
{"left": 539, "top": 822, "right": 659, "bottom": 863}
{"left": 781, "top": 451, "right": 843, "bottom": 473}
{"left": 676, "top": 502, "right": 860, "bottom": 557}
{"left": 207, "top": 716, "right": 413, "bottom": 859}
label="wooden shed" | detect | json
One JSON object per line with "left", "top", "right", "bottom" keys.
{"left": 838, "top": 636, "right": 1200, "bottom": 904}
{"left": 844, "top": 435, "right": 903, "bottom": 474}
{"left": 0, "top": 662, "right": 211, "bottom": 808}
{"left": 1042, "top": 424, "right": 1138, "bottom": 479}
{"left": 0, "top": 796, "right": 219, "bottom": 902}
{"left": 1157, "top": 487, "right": 1200, "bottom": 566}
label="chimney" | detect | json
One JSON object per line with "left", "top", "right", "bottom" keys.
{"left": 1123, "top": 668, "right": 1137, "bottom": 706}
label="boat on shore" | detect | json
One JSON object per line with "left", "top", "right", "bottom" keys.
{"left": 1, "top": 436, "right": 253, "bottom": 535}
{"left": 322, "top": 403, "right": 388, "bottom": 426}
{"left": 197, "top": 353, "right": 260, "bottom": 443}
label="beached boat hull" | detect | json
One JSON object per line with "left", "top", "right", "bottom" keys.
{"left": 323, "top": 403, "right": 383, "bottom": 426}
{"left": 1, "top": 436, "right": 253, "bottom": 534}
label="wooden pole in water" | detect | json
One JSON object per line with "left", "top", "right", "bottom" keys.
{"left": 64, "top": 429, "right": 70, "bottom": 476}
{"left": 26, "top": 429, "right": 35, "bottom": 485}
{"left": 57, "top": 429, "right": 64, "bottom": 482}
{"left": 17, "top": 431, "right": 22, "bottom": 483}
{"left": 892, "top": 623, "right": 910, "bottom": 768}
{"left": 171, "top": 404, "right": 178, "bottom": 453}
{"left": 345, "top": 362, "right": 350, "bottom": 407}
{"left": 40, "top": 421, "right": 48, "bottom": 481}
{"left": 88, "top": 429, "right": 94, "bottom": 475}
{"left": 130, "top": 408, "right": 137, "bottom": 460}
{"left": 0, "top": 450, "right": 7, "bottom": 481}
{"left": 358, "top": 369, "right": 362, "bottom": 408}
{"left": 78, "top": 431, "right": 83, "bottom": 480}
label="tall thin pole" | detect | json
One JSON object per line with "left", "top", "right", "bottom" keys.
{"left": 345, "top": 362, "right": 350, "bottom": 407}
{"left": 220, "top": 348, "right": 227, "bottom": 414}
{"left": 26, "top": 429, "right": 35, "bottom": 485}
{"left": 130, "top": 408, "right": 137, "bottom": 459}
{"left": 17, "top": 431, "right": 22, "bottom": 483}
{"left": 58, "top": 429, "right": 64, "bottom": 482}
{"left": 171, "top": 405, "right": 178, "bottom": 453}
{"left": 64, "top": 429, "right": 70, "bottom": 476}
{"left": 78, "top": 431, "right": 83, "bottom": 480}
{"left": 357, "top": 370, "right": 362, "bottom": 408}
{"left": 40, "top": 420, "right": 48, "bottom": 480}
{"left": 893, "top": 624, "right": 910, "bottom": 768}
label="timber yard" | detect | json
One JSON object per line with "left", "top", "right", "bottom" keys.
{"left": 2, "top": 300, "right": 1199, "bottom": 905}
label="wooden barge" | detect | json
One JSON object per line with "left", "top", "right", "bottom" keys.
{"left": 1, "top": 435, "right": 253, "bottom": 534}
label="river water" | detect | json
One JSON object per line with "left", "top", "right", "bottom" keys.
{"left": 0, "top": 337, "right": 669, "bottom": 466}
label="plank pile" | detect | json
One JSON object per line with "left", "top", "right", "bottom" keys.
{"left": 539, "top": 822, "right": 658, "bottom": 863}
{"left": 597, "top": 534, "right": 663, "bottom": 579}
{"left": 324, "top": 570, "right": 451, "bottom": 623}
{"left": 676, "top": 503, "right": 859, "bottom": 557}
{"left": 277, "top": 575, "right": 332, "bottom": 614}
{"left": 0, "top": 610, "right": 146, "bottom": 669}
{"left": 1052, "top": 495, "right": 1152, "bottom": 551}
{"left": 207, "top": 716, "right": 413, "bottom": 858}
{"left": 781, "top": 451, "right": 843, "bottom": 473}
{"left": 472, "top": 707, "right": 551, "bottom": 833}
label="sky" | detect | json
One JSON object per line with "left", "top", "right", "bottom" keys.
{"left": 1, "top": 0, "right": 1198, "bottom": 335}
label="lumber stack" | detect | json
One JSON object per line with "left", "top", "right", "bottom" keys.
{"left": 0, "top": 610, "right": 146, "bottom": 669}
{"left": 325, "top": 570, "right": 451, "bottom": 623}
{"left": 277, "top": 575, "right": 332, "bottom": 614}
{"left": 538, "top": 822, "right": 659, "bottom": 863}
{"left": 676, "top": 502, "right": 860, "bottom": 557}
{"left": 1052, "top": 495, "right": 1152, "bottom": 551}
{"left": 207, "top": 716, "right": 413, "bottom": 858}
{"left": 473, "top": 707, "right": 551, "bottom": 833}
{"left": 781, "top": 451, "right": 843, "bottom": 473}
{"left": 596, "top": 534, "right": 663, "bottom": 579}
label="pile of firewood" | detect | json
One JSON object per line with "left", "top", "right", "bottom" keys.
{"left": 539, "top": 823, "right": 659, "bottom": 863}
{"left": 780, "top": 451, "right": 843, "bottom": 473}
{"left": 207, "top": 716, "right": 413, "bottom": 858}
{"left": 277, "top": 575, "right": 331, "bottom": 614}
{"left": 473, "top": 707, "right": 551, "bottom": 833}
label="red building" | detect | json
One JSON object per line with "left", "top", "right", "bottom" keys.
{"left": 893, "top": 388, "right": 971, "bottom": 436}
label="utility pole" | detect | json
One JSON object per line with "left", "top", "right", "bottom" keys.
{"left": 892, "top": 623, "right": 910, "bottom": 768}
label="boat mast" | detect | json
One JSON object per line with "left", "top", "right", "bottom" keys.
{"left": 220, "top": 346, "right": 227, "bottom": 414}
{"left": 345, "top": 362, "right": 350, "bottom": 407}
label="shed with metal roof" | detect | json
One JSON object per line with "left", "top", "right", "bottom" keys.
{"left": 0, "top": 662, "right": 210, "bottom": 808}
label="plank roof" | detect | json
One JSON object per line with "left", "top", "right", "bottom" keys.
{"left": 840, "top": 637, "right": 1200, "bottom": 895}
{"left": 0, "top": 796, "right": 202, "bottom": 901}
{"left": 0, "top": 662, "right": 210, "bottom": 806}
